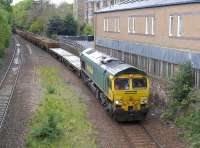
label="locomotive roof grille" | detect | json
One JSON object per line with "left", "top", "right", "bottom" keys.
{"left": 82, "top": 48, "right": 146, "bottom": 76}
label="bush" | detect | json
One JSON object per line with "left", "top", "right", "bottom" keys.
{"left": 82, "top": 24, "right": 93, "bottom": 35}
{"left": 29, "top": 19, "right": 44, "bottom": 34}
{"left": 47, "top": 85, "right": 56, "bottom": 94}
{"left": 31, "top": 112, "right": 63, "bottom": 140}
{"left": 169, "top": 62, "right": 193, "bottom": 102}
{"left": 161, "top": 62, "right": 193, "bottom": 122}
{"left": 161, "top": 62, "right": 200, "bottom": 147}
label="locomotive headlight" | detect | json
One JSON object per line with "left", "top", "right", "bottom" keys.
{"left": 114, "top": 100, "right": 123, "bottom": 105}
{"left": 140, "top": 97, "right": 148, "bottom": 104}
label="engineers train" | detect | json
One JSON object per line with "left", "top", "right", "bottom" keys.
{"left": 16, "top": 29, "right": 151, "bottom": 122}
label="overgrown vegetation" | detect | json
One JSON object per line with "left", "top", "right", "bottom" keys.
{"left": 162, "top": 62, "right": 193, "bottom": 121}
{"left": 0, "top": 0, "right": 12, "bottom": 57}
{"left": 162, "top": 62, "right": 200, "bottom": 147}
{"left": 26, "top": 67, "right": 96, "bottom": 147}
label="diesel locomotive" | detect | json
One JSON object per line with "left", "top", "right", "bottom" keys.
{"left": 80, "top": 48, "right": 150, "bottom": 121}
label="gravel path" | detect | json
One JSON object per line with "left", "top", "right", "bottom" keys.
{"left": 0, "top": 36, "right": 186, "bottom": 148}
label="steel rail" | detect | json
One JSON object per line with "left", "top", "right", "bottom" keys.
{"left": 141, "top": 124, "right": 163, "bottom": 148}
{"left": 0, "top": 36, "right": 22, "bottom": 129}
{"left": 0, "top": 38, "right": 17, "bottom": 89}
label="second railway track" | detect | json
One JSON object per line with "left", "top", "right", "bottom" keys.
{"left": 0, "top": 37, "right": 22, "bottom": 129}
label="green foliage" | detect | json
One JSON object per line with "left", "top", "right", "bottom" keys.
{"left": 62, "top": 14, "right": 78, "bottom": 36}
{"left": 31, "top": 110, "right": 63, "bottom": 140}
{"left": 0, "top": 1, "right": 11, "bottom": 57}
{"left": 169, "top": 62, "right": 193, "bottom": 102}
{"left": 46, "top": 14, "right": 78, "bottom": 37}
{"left": 162, "top": 62, "right": 200, "bottom": 147}
{"left": 82, "top": 24, "right": 94, "bottom": 35}
{"left": 13, "top": 0, "right": 73, "bottom": 36}
{"left": 46, "top": 16, "right": 64, "bottom": 37}
{"left": 46, "top": 85, "right": 56, "bottom": 94}
{"left": 162, "top": 62, "right": 193, "bottom": 121}
{"left": 26, "top": 67, "right": 96, "bottom": 147}
{"left": 12, "top": 0, "right": 32, "bottom": 29}
{"left": 175, "top": 88, "right": 200, "bottom": 147}
{"left": 29, "top": 19, "right": 44, "bottom": 34}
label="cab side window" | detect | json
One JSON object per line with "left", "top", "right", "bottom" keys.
{"left": 81, "top": 61, "right": 86, "bottom": 69}
{"left": 107, "top": 78, "right": 112, "bottom": 90}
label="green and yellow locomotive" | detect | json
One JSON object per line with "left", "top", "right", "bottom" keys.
{"left": 80, "top": 48, "right": 150, "bottom": 121}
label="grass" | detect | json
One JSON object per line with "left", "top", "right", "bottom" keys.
{"left": 26, "top": 67, "right": 97, "bottom": 148}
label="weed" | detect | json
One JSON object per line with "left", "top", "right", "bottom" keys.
{"left": 47, "top": 85, "right": 56, "bottom": 94}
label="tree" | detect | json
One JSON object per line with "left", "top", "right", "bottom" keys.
{"left": 29, "top": 18, "right": 44, "bottom": 34}
{"left": 0, "top": 0, "right": 11, "bottom": 56}
{"left": 169, "top": 62, "right": 193, "bottom": 102}
{"left": 46, "top": 16, "right": 64, "bottom": 37}
{"left": 12, "top": 0, "right": 32, "bottom": 29}
{"left": 82, "top": 23, "right": 94, "bottom": 35}
{"left": 62, "top": 14, "right": 77, "bottom": 36}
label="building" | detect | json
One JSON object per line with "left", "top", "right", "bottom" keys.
{"left": 94, "top": 0, "right": 200, "bottom": 87}
{"left": 73, "top": 0, "right": 86, "bottom": 24}
{"left": 73, "top": 0, "right": 124, "bottom": 25}
{"left": 85, "top": 0, "right": 124, "bottom": 24}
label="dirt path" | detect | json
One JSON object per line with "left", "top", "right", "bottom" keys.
{"left": 0, "top": 36, "right": 186, "bottom": 148}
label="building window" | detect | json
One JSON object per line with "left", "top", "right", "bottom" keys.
{"left": 105, "top": 17, "right": 119, "bottom": 33}
{"left": 117, "top": 17, "right": 120, "bottom": 32}
{"left": 145, "top": 16, "right": 155, "bottom": 35}
{"left": 169, "top": 16, "right": 174, "bottom": 36}
{"left": 103, "top": 18, "right": 106, "bottom": 32}
{"left": 128, "top": 16, "right": 135, "bottom": 33}
{"left": 169, "top": 15, "right": 184, "bottom": 37}
{"left": 103, "top": 17, "right": 108, "bottom": 32}
{"left": 177, "top": 15, "right": 183, "bottom": 37}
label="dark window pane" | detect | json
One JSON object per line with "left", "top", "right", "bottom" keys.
{"left": 115, "top": 78, "right": 129, "bottom": 90}
{"left": 133, "top": 78, "right": 147, "bottom": 88}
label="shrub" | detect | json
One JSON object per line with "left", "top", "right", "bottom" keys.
{"left": 82, "top": 24, "right": 94, "bottom": 35}
{"left": 169, "top": 62, "right": 193, "bottom": 102}
{"left": 29, "top": 19, "right": 44, "bottom": 34}
{"left": 161, "top": 62, "right": 193, "bottom": 121}
{"left": 31, "top": 112, "right": 63, "bottom": 140}
{"left": 47, "top": 85, "right": 56, "bottom": 94}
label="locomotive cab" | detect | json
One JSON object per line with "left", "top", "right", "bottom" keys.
{"left": 108, "top": 73, "right": 150, "bottom": 121}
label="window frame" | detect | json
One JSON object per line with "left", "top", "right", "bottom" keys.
{"left": 177, "top": 15, "right": 183, "bottom": 37}
{"left": 169, "top": 16, "right": 174, "bottom": 36}
{"left": 128, "top": 16, "right": 135, "bottom": 34}
{"left": 145, "top": 16, "right": 155, "bottom": 35}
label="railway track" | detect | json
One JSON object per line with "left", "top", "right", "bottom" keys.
{"left": 119, "top": 123, "right": 163, "bottom": 148}
{"left": 0, "top": 37, "right": 22, "bottom": 129}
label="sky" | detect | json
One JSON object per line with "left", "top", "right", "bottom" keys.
{"left": 12, "top": 0, "right": 74, "bottom": 5}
